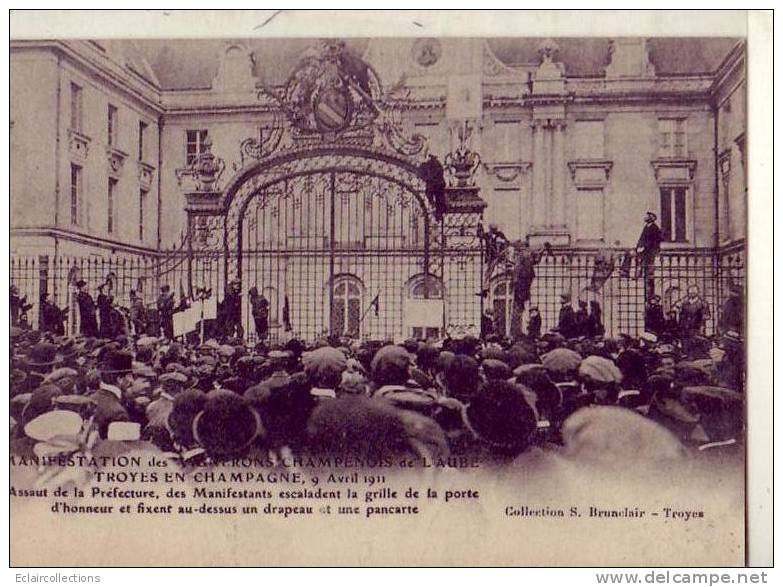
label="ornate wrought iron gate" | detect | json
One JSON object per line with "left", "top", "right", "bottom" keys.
{"left": 223, "top": 152, "right": 437, "bottom": 342}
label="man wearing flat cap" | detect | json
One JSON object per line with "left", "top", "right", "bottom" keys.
{"left": 303, "top": 346, "right": 348, "bottom": 400}
{"left": 371, "top": 345, "right": 438, "bottom": 414}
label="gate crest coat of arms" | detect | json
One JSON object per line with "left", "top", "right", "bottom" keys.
{"left": 277, "top": 40, "right": 382, "bottom": 139}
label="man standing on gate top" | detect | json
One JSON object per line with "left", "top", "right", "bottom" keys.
{"left": 636, "top": 211, "right": 663, "bottom": 298}
{"left": 157, "top": 285, "right": 175, "bottom": 340}
{"left": 75, "top": 280, "right": 98, "bottom": 337}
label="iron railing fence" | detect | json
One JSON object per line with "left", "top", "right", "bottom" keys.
{"left": 10, "top": 245, "right": 744, "bottom": 340}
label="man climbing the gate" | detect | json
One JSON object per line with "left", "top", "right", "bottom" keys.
{"left": 481, "top": 223, "right": 510, "bottom": 266}
{"left": 419, "top": 153, "right": 447, "bottom": 219}
{"left": 636, "top": 211, "right": 663, "bottom": 299}
{"left": 509, "top": 239, "right": 551, "bottom": 339}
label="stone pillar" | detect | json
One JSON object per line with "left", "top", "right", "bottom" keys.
{"left": 552, "top": 120, "right": 567, "bottom": 228}
{"left": 544, "top": 123, "right": 554, "bottom": 225}
{"left": 531, "top": 120, "right": 547, "bottom": 228}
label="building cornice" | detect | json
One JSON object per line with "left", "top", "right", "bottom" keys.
{"left": 12, "top": 39, "right": 740, "bottom": 118}
{"left": 711, "top": 41, "right": 746, "bottom": 93}
{"left": 11, "top": 40, "right": 163, "bottom": 114}
{"left": 11, "top": 227, "right": 160, "bottom": 255}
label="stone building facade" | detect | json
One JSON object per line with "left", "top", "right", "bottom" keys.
{"left": 10, "top": 37, "right": 746, "bottom": 340}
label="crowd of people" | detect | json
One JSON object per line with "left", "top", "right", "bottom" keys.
{"left": 10, "top": 277, "right": 745, "bottom": 473}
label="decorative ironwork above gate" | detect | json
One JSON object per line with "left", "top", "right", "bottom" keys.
{"left": 168, "top": 38, "right": 488, "bottom": 341}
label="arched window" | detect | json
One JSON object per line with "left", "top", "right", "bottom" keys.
{"left": 407, "top": 273, "right": 444, "bottom": 300}
{"left": 331, "top": 275, "right": 363, "bottom": 337}
{"left": 490, "top": 277, "right": 513, "bottom": 337}
{"left": 405, "top": 274, "right": 445, "bottom": 340}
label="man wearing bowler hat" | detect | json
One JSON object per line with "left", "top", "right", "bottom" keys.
{"left": 89, "top": 349, "right": 133, "bottom": 437}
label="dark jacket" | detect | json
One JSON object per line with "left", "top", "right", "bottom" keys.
{"left": 574, "top": 307, "right": 589, "bottom": 337}
{"left": 41, "top": 299, "right": 66, "bottom": 335}
{"left": 250, "top": 293, "right": 269, "bottom": 335}
{"left": 480, "top": 313, "right": 495, "bottom": 339}
{"left": 157, "top": 292, "right": 175, "bottom": 339}
{"left": 419, "top": 156, "right": 446, "bottom": 217}
{"left": 527, "top": 313, "right": 542, "bottom": 339}
{"left": 97, "top": 293, "right": 114, "bottom": 338}
{"left": 637, "top": 222, "right": 663, "bottom": 257}
{"left": 513, "top": 248, "right": 544, "bottom": 307}
{"left": 679, "top": 297, "right": 709, "bottom": 337}
{"left": 558, "top": 304, "right": 576, "bottom": 339}
{"left": 77, "top": 290, "right": 98, "bottom": 336}
{"left": 644, "top": 303, "right": 665, "bottom": 335}
{"left": 719, "top": 294, "right": 743, "bottom": 335}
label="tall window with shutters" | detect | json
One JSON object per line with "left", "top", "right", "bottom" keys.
{"left": 107, "top": 104, "right": 118, "bottom": 146}
{"left": 658, "top": 118, "right": 687, "bottom": 158}
{"left": 70, "top": 164, "right": 82, "bottom": 226}
{"left": 70, "top": 83, "right": 83, "bottom": 132}
{"left": 659, "top": 186, "right": 688, "bottom": 242}
{"left": 138, "top": 121, "right": 148, "bottom": 161}
{"left": 186, "top": 129, "right": 208, "bottom": 165}
{"left": 490, "top": 278, "right": 513, "bottom": 338}
{"left": 139, "top": 189, "right": 148, "bottom": 241}
{"left": 331, "top": 276, "right": 363, "bottom": 337}
{"left": 107, "top": 178, "right": 117, "bottom": 234}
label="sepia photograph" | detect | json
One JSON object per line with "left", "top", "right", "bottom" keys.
{"left": 7, "top": 9, "right": 770, "bottom": 568}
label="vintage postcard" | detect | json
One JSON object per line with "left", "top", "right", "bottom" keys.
{"left": 8, "top": 10, "right": 768, "bottom": 567}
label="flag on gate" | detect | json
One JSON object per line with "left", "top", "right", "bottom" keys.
{"left": 369, "top": 293, "right": 380, "bottom": 317}
{"left": 282, "top": 295, "right": 292, "bottom": 331}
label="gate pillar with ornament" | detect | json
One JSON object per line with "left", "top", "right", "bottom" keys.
{"left": 441, "top": 121, "right": 487, "bottom": 338}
